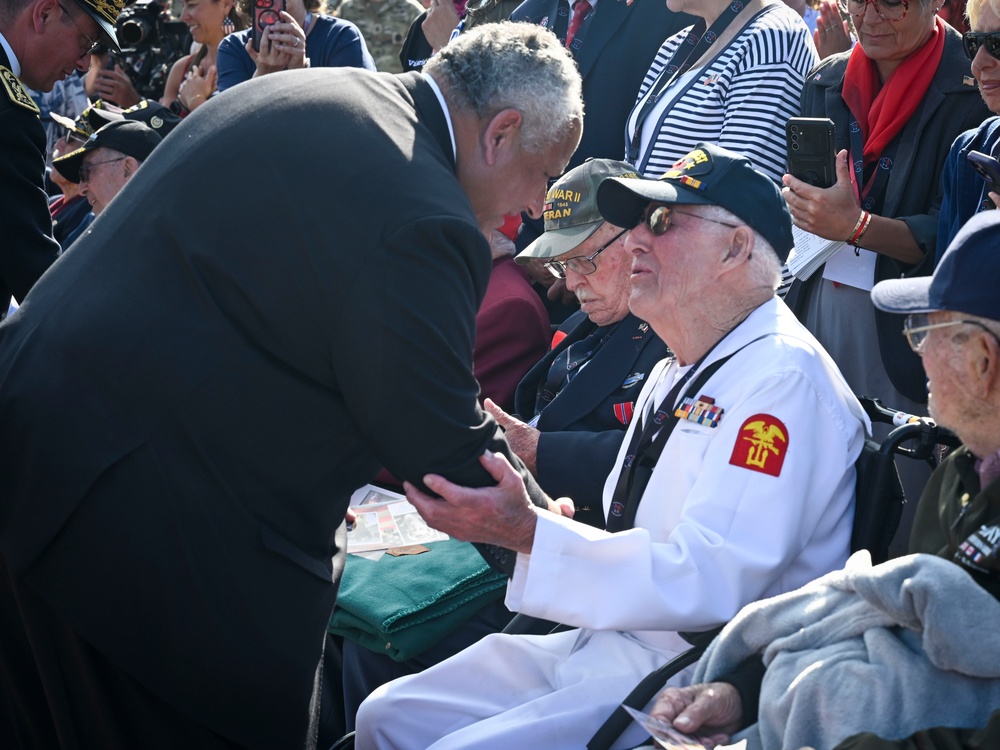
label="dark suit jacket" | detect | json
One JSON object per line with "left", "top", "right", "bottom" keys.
{"left": 0, "top": 69, "right": 546, "bottom": 748}
{"left": 514, "top": 310, "right": 668, "bottom": 526}
{"left": 510, "top": 0, "right": 692, "bottom": 168}
{"left": 510, "top": 0, "right": 693, "bottom": 249}
{"left": 0, "top": 46, "right": 60, "bottom": 309}
{"left": 786, "top": 26, "right": 989, "bottom": 404}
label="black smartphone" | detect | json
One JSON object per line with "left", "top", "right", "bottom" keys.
{"left": 252, "top": 0, "right": 286, "bottom": 52}
{"left": 786, "top": 117, "right": 837, "bottom": 189}
{"left": 967, "top": 150, "right": 1000, "bottom": 186}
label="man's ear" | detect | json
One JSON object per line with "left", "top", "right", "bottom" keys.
{"left": 971, "top": 328, "right": 1000, "bottom": 400}
{"left": 482, "top": 108, "right": 523, "bottom": 167}
{"left": 34, "top": 0, "right": 62, "bottom": 32}
{"left": 122, "top": 156, "right": 140, "bottom": 180}
{"left": 722, "top": 226, "right": 754, "bottom": 266}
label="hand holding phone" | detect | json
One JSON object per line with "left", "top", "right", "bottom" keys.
{"left": 786, "top": 117, "right": 837, "bottom": 189}
{"left": 252, "top": 0, "right": 286, "bottom": 52}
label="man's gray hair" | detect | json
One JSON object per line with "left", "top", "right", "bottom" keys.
{"left": 699, "top": 204, "right": 782, "bottom": 291}
{"left": 424, "top": 22, "right": 584, "bottom": 154}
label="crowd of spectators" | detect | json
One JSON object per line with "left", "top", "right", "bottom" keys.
{"left": 2, "top": 0, "right": 1000, "bottom": 746}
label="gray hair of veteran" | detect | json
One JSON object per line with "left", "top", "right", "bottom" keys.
{"left": 699, "top": 204, "right": 783, "bottom": 292}
{"left": 424, "top": 22, "right": 584, "bottom": 154}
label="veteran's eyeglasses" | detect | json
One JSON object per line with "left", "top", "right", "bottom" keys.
{"left": 79, "top": 157, "right": 125, "bottom": 182}
{"left": 637, "top": 204, "right": 741, "bottom": 237}
{"left": 963, "top": 31, "right": 1000, "bottom": 61}
{"left": 903, "top": 313, "right": 1000, "bottom": 353}
{"left": 58, "top": 0, "right": 102, "bottom": 58}
{"left": 545, "top": 228, "right": 628, "bottom": 279}
{"left": 838, "top": 0, "right": 908, "bottom": 22}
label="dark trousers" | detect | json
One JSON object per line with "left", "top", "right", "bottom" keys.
{"left": 0, "top": 560, "right": 243, "bottom": 750}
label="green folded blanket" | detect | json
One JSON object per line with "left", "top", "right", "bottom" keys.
{"left": 329, "top": 539, "right": 508, "bottom": 662}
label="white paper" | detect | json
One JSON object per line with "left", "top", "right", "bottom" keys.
{"left": 786, "top": 225, "right": 843, "bottom": 282}
{"left": 822, "top": 243, "right": 876, "bottom": 291}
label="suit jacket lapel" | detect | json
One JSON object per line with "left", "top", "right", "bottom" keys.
{"left": 573, "top": 0, "right": 631, "bottom": 80}
{"left": 399, "top": 71, "right": 455, "bottom": 171}
{"left": 538, "top": 313, "right": 653, "bottom": 429}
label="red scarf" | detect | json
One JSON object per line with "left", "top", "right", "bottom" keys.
{"left": 841, "top": 16, "right": 946, "bottom": 186}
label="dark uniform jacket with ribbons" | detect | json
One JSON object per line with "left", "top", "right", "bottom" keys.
{"left": 0, "top": 44, "right": 60, "bottom": 311}
{"left": 514, "top": 310, "right": 667, "bottom": 526}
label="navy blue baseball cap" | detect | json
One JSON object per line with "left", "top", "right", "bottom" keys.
{"left": 596, "top": 142, "right": 794, "bottom": 262}
{"left": 872, "top": 211, "right": 1000, "bottom": 319}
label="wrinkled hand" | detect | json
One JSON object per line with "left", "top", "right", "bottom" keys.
{"left": 248, "top": 12, "right": 308, "bottom": 74}
{"left": 93, "top": 65, "right": 142, "bottom": 108}
{"left": 650, "top": 682, "right": 744, "bottom": 745}
{"left": 178, "top": 64, "right": 216, "bottom": 112}
{"left": 814, "top": 0, "right": 852, "bottom": 59}
{"left": 423, "top": 0, "right": 460, "bottom": 52}
{"left": 404, "top": 451, "right": 540, "bottom": 554}
{"left": 782, "top": 149, "right": 861, "bottom": 241}
{"left": 484, "top": 398, "right": 541, "bottom": 475}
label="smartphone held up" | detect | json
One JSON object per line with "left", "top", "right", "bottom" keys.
{"left": 786, "top": 117, "right": 837, "bottom": 189}
{"left": 252, "top": 0, "right": 286, "bottom": 52}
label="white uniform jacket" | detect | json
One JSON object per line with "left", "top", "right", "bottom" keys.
{"left": 507, "top": 297, "right": 870, "bottom": 652}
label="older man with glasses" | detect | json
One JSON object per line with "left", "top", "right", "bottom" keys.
{"left": 481, "top": 158, "right": 670, "bottom": 529}
{"left": 640, "top": 210, "right": 1000, "bottom": 750}
{"left": 355, "top": 143, "right": 869, "bottom": 750}
{"left": 0, "top": 0, "right": 124, "bottom": 316}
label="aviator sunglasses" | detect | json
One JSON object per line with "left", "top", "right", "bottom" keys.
{"left": 963, "top": 31, "right": 1000, "bottom": 61}
{"left": 637, "top": 204, "right": 740, "bottom": 236}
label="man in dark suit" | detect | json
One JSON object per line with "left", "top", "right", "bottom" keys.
{"left": 0, "top": 0, "right": 123, "bottom": 314}
{"left": 511, "top": 0, "right": 689, "bottom": 171}
{"left": 488, "top": 158, "right": 669, "bottom": 527}
{"left": 0, "top": 23, "right": 583, "bottom": 749}
{"left": 509, "top": 0, "right": 694, "bottom": 314}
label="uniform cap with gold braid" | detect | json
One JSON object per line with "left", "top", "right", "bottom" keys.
{"left": 596, "top": 142, "right": 794, "bottom": 263}
{"left": 73, "top": 0, "right": 126, "bottom": 51}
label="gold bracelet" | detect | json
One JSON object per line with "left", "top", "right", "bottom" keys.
{"left": 847, "top": 210, "right": 871, "bottom": 247}
{"left": 846, "top": 209, "right": 866, "bottom": 243}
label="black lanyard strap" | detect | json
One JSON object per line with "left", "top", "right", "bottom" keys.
{"left": 627, "top": 1, "right": 766, "bottom": 164}
{"left": 606, "top": 334, "right": 771, "bottom": 531}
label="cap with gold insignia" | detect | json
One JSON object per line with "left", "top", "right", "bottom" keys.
{"left": 597, "top": 142, "right": 794, "bottom": 262}
{"left": 85, "top": 99, "right": 182, "bottom": 137}
{"left": 53, "top": 120, "right": 162, "bottom": 183}
{"left": 72, "top": 0, "right": 127, "bottom": 51}
{"left": 516, "top": 158, "right": 639, "bottom": 263}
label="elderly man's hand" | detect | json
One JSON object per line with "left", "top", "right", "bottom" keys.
{"left": 404, "top": 451, "right": 541, "bottom": 554}
{"left": 484, "top": 398, "right": 540, "bottom": 475}
{"left": 650, "top": 682, "right": 743, "bottom": 745}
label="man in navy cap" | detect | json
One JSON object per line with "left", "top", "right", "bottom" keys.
{"left": 0, "top": 0, "right": 124, "bottom": 313}
{"left": 53, "top": 119, "right": 162, "bottom": 218}
{"left": 645, "top": 211, "right": 1000, "bottom": 750}
{"left": 356, "top": 143, "right": 869, "bottom": 750}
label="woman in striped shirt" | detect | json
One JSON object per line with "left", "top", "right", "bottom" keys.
{"left": 625, "top": 0, "right": 818, "bottom": 181}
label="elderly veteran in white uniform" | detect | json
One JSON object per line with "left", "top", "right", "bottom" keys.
{"left": 354, "top": 143, "right": 870, "bottom": 750}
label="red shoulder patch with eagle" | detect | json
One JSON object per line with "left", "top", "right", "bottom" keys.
{"left": 729, "top": 414, "right": 788, "bottom": 477}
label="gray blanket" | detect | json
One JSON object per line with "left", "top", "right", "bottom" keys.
{"left": 694, "top": 552, "right": 1000, "bottom": 750}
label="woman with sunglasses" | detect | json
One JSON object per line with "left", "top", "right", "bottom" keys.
{"left": 938, "top": 0, "right": 1000, "bottom": 253}
{"left": 782, "top": 0, "right": 988, "bottom": 428}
